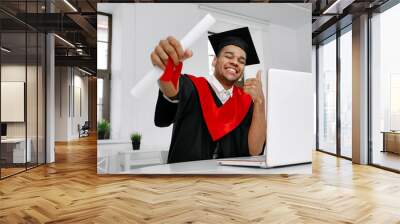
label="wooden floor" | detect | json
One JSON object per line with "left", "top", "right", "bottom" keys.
{"left": 1, "top": 135, "right": 400, "bottom": 223}
{"left": 0, "top": 167, "right": 26, "bottom": 178}
{"left": 373, "top": 150, "right": 400, "bottom": 171}
{"left": 1, "top": 163, "right": 46, "bottom": 178}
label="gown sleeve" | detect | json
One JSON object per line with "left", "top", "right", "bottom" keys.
{"left": 154, "top": 90, "right": 178, "bottom": 127}
{"left": 154, "top": 75, "right": 194, "bottom": 127}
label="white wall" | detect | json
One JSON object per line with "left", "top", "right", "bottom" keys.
{"left": 1, "top": 65, "right": 37, "bottom": 138}
{"left": 263, "top": 24, "right": 311, "bottom": 73}
{"left": 55, "top": 66, "right": 68, "bottom": 141}
{"left": 98, "top": 3, "right": 311, "bottom": 150}
{"left": 312, "top": 45, "right": 317, "bottom": 149}
{"left": 99, "top": 3, "right": 210, "bottom": 147}
{"left": 1, "top": 64, "right": 46, "bottom": 163}
{"left": 71, "top": 74, "right": 89, "bottom": 138}
{"left": 54, "top": 67, "right": 89, "bottom": 141}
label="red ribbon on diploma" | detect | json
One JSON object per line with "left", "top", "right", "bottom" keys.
{"left": 159, "top": 57, "right": 182, "bottom": 89}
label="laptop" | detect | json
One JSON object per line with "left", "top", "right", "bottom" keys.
{"left": 218, "top": 68, "right": 314, "bottom": 168}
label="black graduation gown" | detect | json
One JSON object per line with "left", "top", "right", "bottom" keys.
{"left": 154, "top": 74, "right": 254, "bottom": 163}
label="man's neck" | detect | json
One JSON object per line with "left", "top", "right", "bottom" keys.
{"left": 214, "top": 73, "right": 234, "bottom": 90}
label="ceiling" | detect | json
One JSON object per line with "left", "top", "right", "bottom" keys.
{"left": 310, "top": 0, "right": 390, "bottom": 43}
{"left": 199, "top": 3, "right": 311, "bottom": 29}
{"left": 96, "top": 0, "right": 390, "bottom": 43}
{"left": 0, "top": 0, "right": 394, "bottom": 72}
{"left": 0, "top": 0, "right": 98, "bottom": 73}
{"left": 76, "top": 0, "right": 395, "bottom": 43}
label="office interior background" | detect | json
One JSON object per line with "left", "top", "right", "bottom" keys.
{"left": 0, "top": 0, "right": 399, "bottom": 175}
{"left": 0, "top": 0, "right": 400, "bottom": 222}
{"left": 0, "top": 0, "right": 97, "bottom": 179}
{"left": 313, "top": 0, "right": 400, "bottom": 172}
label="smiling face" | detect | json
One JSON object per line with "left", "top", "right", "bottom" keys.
{"left": 212, "top": 45, "right": 246, "bottom": 88}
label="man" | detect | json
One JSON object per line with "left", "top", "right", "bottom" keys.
{"left": 152, "top": 27, "right": 266, "bottom": 163}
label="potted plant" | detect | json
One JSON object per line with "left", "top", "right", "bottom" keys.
{"left": 130, "top": 132, "right": 142, "bottom": 150}
{"left": 97, "top": 119, "right": 110, "bottom": 140}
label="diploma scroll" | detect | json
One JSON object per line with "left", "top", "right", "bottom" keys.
{"left": 130, "top": 14, "right": 216, "bottom": 98}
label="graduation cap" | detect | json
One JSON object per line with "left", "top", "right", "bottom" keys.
{"left": 208, "top": 27, "right": 260, "bottom": 65}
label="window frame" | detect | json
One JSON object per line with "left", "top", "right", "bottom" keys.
{"left": 315, "top": 24, "right": 353, "bottom": 161}
{"left": 97, "top": 12, "right": 112, "bottom": 75}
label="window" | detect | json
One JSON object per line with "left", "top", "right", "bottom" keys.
{"left": 371, "top": 3, "right": 400, "bottom": 171}
{"left": 0, "top": 2, "right": 46, "bottom": 179}
{"left": 208, "top": 39, "right": 215, "bottom": 76}
{"left": 390, "top": 74, "right": 400, "bottom": 130}
{"left": 340, "top": 28, "right": 352, "bottom": 158}
{"left": 97, "top": 14, "right": 110, "bottom": 71}
{"left": 97, "top": 78, "right": 104, "bottom": 122}
{"left": 97, "top": 13, "right": 111, "bottom": 123}
{"left": 318, "top": 36, "right": 337, "bottom": 154}
{"left": 316, "top": 25, "right": 353, "bottom": 159}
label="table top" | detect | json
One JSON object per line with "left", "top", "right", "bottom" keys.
{"left": 381, "top": 131, "right": 400, "bottom": 134}
{"left": 98, "top": 142, "right": 167, "bottom": 151}
{"left": 97, "top": 151, "right": 312, "bottom": 175}
{"left": 1, "top": 138, "right": 27, "bottom": 143}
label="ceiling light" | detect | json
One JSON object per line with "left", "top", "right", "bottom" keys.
{"left": 1, "top": 47, "right": 11, "bottom": 53}
{"left": 322, "top": 0, "right": 355, "bottom": 15}
{"left": 323, "top": 0, "right": 343, "bottom": 14}
{"left": 97, "top": 24, "right": 108, "bottom": 29}
{"left": 54, "top": 34, "right": 75, "bottom": 48}
{"left": 63, "top": 0, "right": 78, "bottom": 12}
{"left": 78, "top": 67, "right": 93, "bottom": 76}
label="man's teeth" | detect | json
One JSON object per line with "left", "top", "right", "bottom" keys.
{"left": 226, "top": 68, "right": 236, "bottom": 73}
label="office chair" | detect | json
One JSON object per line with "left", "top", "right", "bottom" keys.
{"left": 79, "top": 121, "right": 90, "bottom": 138}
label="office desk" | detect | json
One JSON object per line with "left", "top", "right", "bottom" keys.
{"left": 97, "top": 150, "right": 169, "bottom": 174}
{"left": 97, "top": 140, "right": 167, "bottom": 157}
{"left": 1, "top": 138, "right": 31, "bottom": 163}
{"left": 98, "top": 153, "right": 312, "bottom": 174}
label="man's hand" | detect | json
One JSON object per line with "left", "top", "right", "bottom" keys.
{"left": 150, "top": 36, "right": 193, "bottom": 70}
{"left": 246, "top": 70, "right": 266, "bottom": 156}
{"left": 151, "top": 36, "right": 193, "bottom": 98}
{"left": 244, "top": 70, "right": 264, "bottom": 105}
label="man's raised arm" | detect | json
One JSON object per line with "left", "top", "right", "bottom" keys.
{"left": 150, "top": 36, "right": 193, "bottom": 99}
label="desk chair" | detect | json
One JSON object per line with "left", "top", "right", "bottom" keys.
{"left": 79, "top": 121, "right": 90, "bottom": 138}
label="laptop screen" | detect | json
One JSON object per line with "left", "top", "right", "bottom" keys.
{"left": 1, "top": 123, "right": 7, "bottom": 137}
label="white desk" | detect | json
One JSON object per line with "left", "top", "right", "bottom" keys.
{"left": 1, "top": 138, "right": 31, "bottom": 163}
{"left": 97, "top": 150, "right": 169, "bottom": 174}
{"left": 98, "top": 153, "right": 311, "bottom": 174}
{"left": 97, "top": 140, "right": 167, "bottom": 157}
{"left": 97, "top": 141, "right": 169, "bottom": 174}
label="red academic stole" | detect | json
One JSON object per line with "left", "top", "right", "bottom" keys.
{"left": 160, "top": 58, "right": 252, "bottom": 141}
